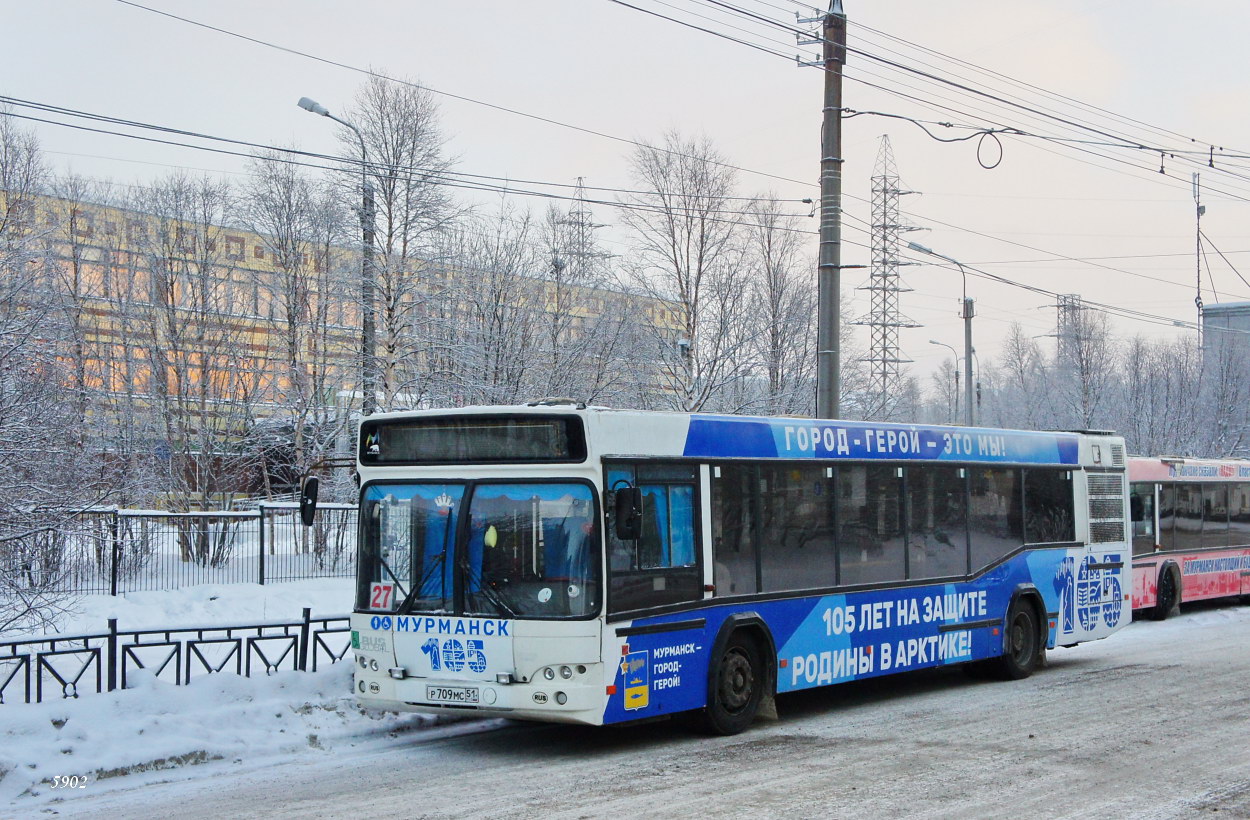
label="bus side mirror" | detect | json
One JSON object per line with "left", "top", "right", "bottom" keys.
{"left": 300, "top": 476, "right": 320, "bottom": 527}
{"left": 614, "top": 487, "right": 643, "bottom": 541}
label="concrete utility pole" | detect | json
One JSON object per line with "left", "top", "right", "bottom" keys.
{"left": 1193, "top": 172, "right": 1205, "bottom": 349}
{"left": 815, "top": 0, "right": 846, "bottom": 420}
{"left": 961, "top": 293, "right": 975, "bottom": 427}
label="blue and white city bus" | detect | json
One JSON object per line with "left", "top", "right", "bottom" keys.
{"left": 346, "top": 404, "right": 1130, "bottom": 734}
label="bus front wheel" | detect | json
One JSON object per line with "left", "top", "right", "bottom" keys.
{"left": 702, "top": 633, "right": 763, "bottom": 735}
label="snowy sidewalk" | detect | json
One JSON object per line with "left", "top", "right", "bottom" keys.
{"left": 0, "top": 661, "right": 479, "bottom": 808}
{"left": 0, "top": 578, "right": 488, "bottom": 809}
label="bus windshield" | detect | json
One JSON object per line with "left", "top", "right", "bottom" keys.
{"left": 360, "top": 483, "right": 463, "bottom": 614}
{"left": 358, "top": 482, "right": 600, "bottom": 619}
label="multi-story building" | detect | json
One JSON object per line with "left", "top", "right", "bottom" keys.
{"left": 1202, "top": 301, "right": 1250, "bottom": 355}
{"left": 1201, "top": 301, "right": 1250, "bottom": 456}
{"left": 4, "top": 192, "right": 681, "bottom": 498}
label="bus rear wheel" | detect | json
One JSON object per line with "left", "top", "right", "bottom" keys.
{"left": 989, "top": 599, "right": 1042, "bottom": 681}
{"left": 1151, "top": 567, "right": 1179, "bottom": 621}
{"left": 702, "top": 633, "right": 763, "bottom": 735}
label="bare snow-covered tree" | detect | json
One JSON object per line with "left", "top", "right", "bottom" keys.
{"left": 341, "top": 73, "right": 461, "bottom": 408}
{"left": 128, "top": 174, "right": 259, "bottom": 518}
{"left": 42, "top": 177, "right": 166, "bottom": 508}
{"left": 449, "top": 202, "right": 544, "bottom": 405}
{"left": 0, "top": 117, "right": 93, "bottom": 632}
{"left": 89, "top": 193, "right": 166, "bottom": 509}
{"left": 620, "top": 131, "right": 755, "bottom": 411}
{"left": 242, "top": 152, "right": 353, "bottom": 495}
{"left": 45, "top": 174, "right": 111, "bottom": 439}
{"left": 981, "top": 323, "right": 1049, "bottom": 430}
{"left": 741, "top": 195, "right": 814, "bottom": 416}
{"left": 1054, "top": 305, "right": 1117, "bottom": 430}
{"left": 1115, "top": 335, "right": 1198, "bottom": 455}
{"left": 929, "top": 357, "right": 962, "bottom": 424}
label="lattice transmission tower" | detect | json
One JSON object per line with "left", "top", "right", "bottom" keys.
{"left": 560, "top": 178, "right": 610, "bottom": 278}
{"left": 853, "top": 135, "right": 921, "bottom": 416}
{"left": 1055, "top": 293, "right": 1084, "bottom": 360}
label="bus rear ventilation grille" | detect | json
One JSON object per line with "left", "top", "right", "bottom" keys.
{"left": 1088, "top": 498, "right": 1123, "bottom": 520}
{"left": 1089, "top": 522, "right": 1125, "bottom": 543}
{"left": 1087, "top": 474, "right": 1124, "bottom": 496}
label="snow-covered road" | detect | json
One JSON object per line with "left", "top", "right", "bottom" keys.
{"left": 12, "top": 603, "right": 1250, "bottom": 819}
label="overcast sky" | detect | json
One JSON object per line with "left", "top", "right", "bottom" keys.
{"left": 7, "top": 0, "right": 1250, "bottom": 377}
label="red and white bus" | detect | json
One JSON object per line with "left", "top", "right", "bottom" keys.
{"left": 1130, "top": 456, "right": 1250, "bottom": 619}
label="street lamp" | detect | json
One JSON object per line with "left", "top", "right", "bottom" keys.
{"left": 909, "top": 241, "right": 975, "bottom": 427}
{"left": 297, "top": 96, "right": 377, "bottom": 416}
{"left": 928, "top": 339, "right": 959, "bottom": 423}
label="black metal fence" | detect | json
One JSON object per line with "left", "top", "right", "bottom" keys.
{"left": 0, "top": 608, "right": 352, "bottom": 705}
{"left": 8, "top": 504, "right": 359, "bottom": 596}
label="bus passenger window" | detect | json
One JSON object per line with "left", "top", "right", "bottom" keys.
{"left": 1202, "top": 484, "right": 1230, "bottom": 548}
{"left": 1174, "top": 484, "right": 1203, "bottom": 551}
{"left": 639, "top": 484, "right": 695, "bottom": 568}
{"left": 1231, "top": 484, "right": 1250, "bottom": 547}
{"left": 757, "top": 465, "right": 835, "bottom": 593}
{"left": 838, "top": 464, "right": 905, "bottom": 585}
{"left": 1130, "top": 484, "right": 1157, "bottom": 556}
{"left": 1023, "top": 469, "right": 1075, "bottom": 544}
{"left": 969, "top": 468, "right": 1023, "bottom": 571}
{"left": 712, "top": 464, "right": 757, "bottom": 595}
{"left": 906, "top": 465, "right": 968, "bottom": 580}
{"left": 1158, "top": 485, "right": 1176, "bottom": 550}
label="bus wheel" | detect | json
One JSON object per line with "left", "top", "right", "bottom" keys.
{"left": 1151, "top": 568, "right": 1179, "bottom": 621}
{"left": 991, "top": 599, "right": 1041, "bottom": 681}
{"left": 703, "top": 633, "right": 763, "bottom": 735}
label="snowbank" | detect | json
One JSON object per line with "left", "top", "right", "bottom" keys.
{"left": 0, "top": 662, "right": 466, "bottom": 807}
{"left": 1, "top": 581, "right": 501, "bottom": 810}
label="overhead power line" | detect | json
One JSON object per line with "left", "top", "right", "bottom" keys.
{"left": 100, "top": 0, "right": 1250, "bottom": 288}
{"left": 1200, "top": 230, "right": 1250, "bottom": 291}
{"left": 656, "top": 0, "right": 1250, "bottom": 197}
{"left": 108, "top": 0, "right": 817, "bottom": 195}
{"left": 846, "top": 17, "right": 1250, "bottom": 159}
{"left": 0, "top": 98, "right": 822, "bottom": 232}
{"left": 11, "top": 92, "right": 1246, "bottom": 310}
{"left": 901, "top": 250, "right": 1249, "bottom": 337}
{"left": 41, "top": 2, "right": 1250, "bottom": 322}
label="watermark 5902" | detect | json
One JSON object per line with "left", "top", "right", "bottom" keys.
{"left": 48, "top": 775, "right": 90, "bottom": 789}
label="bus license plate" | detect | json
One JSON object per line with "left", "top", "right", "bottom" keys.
{"left": 426, "top": 685, "right": 479, "bottom": 705}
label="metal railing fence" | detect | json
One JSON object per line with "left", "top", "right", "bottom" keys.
{"left": 1, "top": 505, "right": 358, "bottom": 596}
{"left": 0, "top": 609, "right": 351, "bottom": 705}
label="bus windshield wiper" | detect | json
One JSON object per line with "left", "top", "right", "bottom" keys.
{"left": 396, "top": 549, "right": 448, "bottom": 615}
{"left": 378, "top": 559, "right": 410, "bottom": 605}
{"left": 396, "top": 505, "right": 458, "bottom": 615}
{"left": 459, "top": 553, "right": 517, "bottom": 618}
{"left": 475, "top": 580, "right": 518, "bottom": 618}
